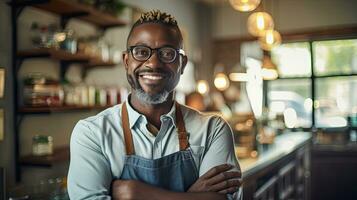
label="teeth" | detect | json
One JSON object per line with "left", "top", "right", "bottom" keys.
{"left": 142, "top": 75, "right": 163, "bottom": 80}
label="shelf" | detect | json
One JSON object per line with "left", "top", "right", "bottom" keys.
{"left": 20, "top": 146, "right": 69, "bottom": 167}
{"left": 87, "top": 59, "right": 117, "bottom": 67}
{"left": 19, "top": 105, "right": 112, "bottom": 114}
{"left": 18, "top": 48, "right": 90, "bottom": 61}
{"left": 32, "top": 0, "right": 127, "bottom": 28}
{"left": 17, "top": 49, "right": 118, "bottom": 68}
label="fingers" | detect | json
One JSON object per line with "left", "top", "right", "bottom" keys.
{"left": 207, "top": 171, "right": 241, "bottom": 185}
{"left": 218, "top": 186, "right": 240, "bottom": 194}
{"left": 201, "top": 164, "right": 233, "bottom": 179}
{"left": 210, "top": 179, "right": 241, "bottom": 192}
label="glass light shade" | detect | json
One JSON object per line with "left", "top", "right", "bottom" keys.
{"left": 229, "top": 0, "right": 261, "bottom": 12}
{"left": 197, "top": 80, "right": 209, "bottom": 94}
{"left": 214, "top": 73, "right": 230, "bottom": 91}
{"left": 229, "top": 72, "right": 249, "bottom": 82}
{"left": 262, "top": 55, "right": 278, "bottom": 80}
{"left": 247, "top": 12, "right": 274, "bottom": 37}
{"left": 259, "top": 30, "right": 282, "bottom": 50}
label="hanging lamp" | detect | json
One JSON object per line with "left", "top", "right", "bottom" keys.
{"left": 247, "top": 12, "right": 274, "bottom": 37}
{"left": 259, "top": 29, "right": 282, "bottom": 50}
{"left": 261, "top": 52, "right": 278, "bottom": 80}
{"left": 229, "top": 0, "right": 261, "bottom": 12}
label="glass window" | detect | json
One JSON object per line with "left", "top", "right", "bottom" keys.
{"left": 315, "top": 77, "right": 357, "bottom": 128}
{"left": 268, "top": 79, "right": 312, "bottom": 128}
{"left": 271, "top": 42, "right": 311, "bottom": 78}
{"left": 313, "top": 39, "right": 357, "bottom": 76}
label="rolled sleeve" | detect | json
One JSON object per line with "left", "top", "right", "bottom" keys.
{"left": 200, "top": 117, "right": 243, "bottom": 200}
{"left": 68, "top": 120, "right": 112, "bottom": 200}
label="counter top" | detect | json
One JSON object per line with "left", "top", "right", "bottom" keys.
{"left": 237, "top": 132, "right": 312, "bottom": 179}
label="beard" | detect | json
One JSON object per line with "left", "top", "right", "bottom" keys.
{"left": 127, "top": 68, "right": 171, "bottom": 105}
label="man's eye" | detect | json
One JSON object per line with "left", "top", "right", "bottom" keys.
{"left": 160, "top": 49, "right": 175, "bottom": 58}
{"left": 135, "top": 49, "right": 149, "bottom": 57}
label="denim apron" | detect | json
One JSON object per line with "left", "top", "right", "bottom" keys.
{"left": 119, "top": 102, "right": 199, "bottom": 192}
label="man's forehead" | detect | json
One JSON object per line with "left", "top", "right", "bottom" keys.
{"left": 128, "top": 23, "right": 181, "bottom": 47}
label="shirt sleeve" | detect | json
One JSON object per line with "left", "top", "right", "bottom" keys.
{"left": 67, "top": 120, "right": 112, "bottom": 200}
{"left": 199, "top": 116, "right": 243, "bottom": 200}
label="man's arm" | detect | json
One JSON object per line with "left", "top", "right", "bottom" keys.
{"left": 112, "top": 164, "right": 241, "bottom": 200}
{"left": 197, "top": 116, "right": 242, "bottom": 200}
{"left": 67, "top": 120, "right": 112, "bottom": 200}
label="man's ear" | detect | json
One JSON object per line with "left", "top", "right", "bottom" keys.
{"left": 122, "top": 51, "right": 129, "bottom": 70}
{"left": 180, "top": 55, "right": 188, "bottom": 75}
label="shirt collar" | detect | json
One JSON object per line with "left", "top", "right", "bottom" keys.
{"left": 124, "top": 94, "right": 178, "bottom": 129}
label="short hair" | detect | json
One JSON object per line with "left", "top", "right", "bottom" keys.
{"left": 126, "top": 10, "right": 183, "bottom": 48}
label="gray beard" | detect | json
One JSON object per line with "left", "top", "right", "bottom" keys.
{"left": 134, "top": 88, "right": 170, "bottom": 105}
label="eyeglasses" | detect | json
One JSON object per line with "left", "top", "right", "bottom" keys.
{"left": 127, "top": 45, "right": 185, "bottom": 64}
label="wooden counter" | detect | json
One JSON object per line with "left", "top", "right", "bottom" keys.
{"left": 237, "top": 132, "right": 312, "bottom": 200}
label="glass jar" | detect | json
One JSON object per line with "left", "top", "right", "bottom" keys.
{"left": 32, "top": 135, "right": 53, "bottom": 156}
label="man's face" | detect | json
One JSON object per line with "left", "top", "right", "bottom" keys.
{"left": 123, "top": 23, "right": 187, "bottom": 104}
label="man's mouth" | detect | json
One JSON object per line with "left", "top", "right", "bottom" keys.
{"left": 138, "top": 72, "right": 167, "bottom": 84}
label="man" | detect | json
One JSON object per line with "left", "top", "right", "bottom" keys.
{"left": 68, "top": 10, "right": 242, "bottom": 200}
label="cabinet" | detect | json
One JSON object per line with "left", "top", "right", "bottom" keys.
{"left": 9, "top": 0, "right": 127, "bottom": 181}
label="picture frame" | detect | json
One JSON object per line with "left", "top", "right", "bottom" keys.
{"left": 0, "top": 68, "right": 4, "bottom": 98}
{"left": 0, "top": 109, "right": 3, "bottom": 142}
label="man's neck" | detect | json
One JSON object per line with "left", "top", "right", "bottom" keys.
{"left": 129, "top": 93, "right": 174, "bottom": 129}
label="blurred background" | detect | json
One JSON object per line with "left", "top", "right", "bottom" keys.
{"left": 1, "top": 0, "right": 357, "bottom": 199}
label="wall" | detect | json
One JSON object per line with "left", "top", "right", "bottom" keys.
{"left": 0, "top": 0, "right": 16, "bottom": 189}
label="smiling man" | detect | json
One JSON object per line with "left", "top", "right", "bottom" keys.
{"left": 68, "top": 10, "right": 242, "bottom": 200}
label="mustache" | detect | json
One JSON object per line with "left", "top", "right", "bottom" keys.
{"left": 134, "top": 67, "right": 171, "bottom": 76}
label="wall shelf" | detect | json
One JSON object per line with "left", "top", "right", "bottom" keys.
{"left": 14, "top": 0, "right": 127, "bottom": 28}
{"left": 18, "top": 48, "right": 90, "bottom": 61}
{"left": 19, "top": 105, "right": 112, "bottom": 114}
{"left": 19, "top": 146, "right": 69, "bottom": 167}
{"left": 10, "top": 0, "right": 127, "bottom": 181}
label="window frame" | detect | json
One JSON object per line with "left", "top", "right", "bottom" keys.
{"left": 266, "top": 29, "right": 357, "bottom": 129}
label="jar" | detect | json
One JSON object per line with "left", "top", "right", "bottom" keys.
{"left": 32, "top": 135, "right": 53, "bottom": 156}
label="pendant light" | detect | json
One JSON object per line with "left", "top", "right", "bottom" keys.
{"left": 261, "top": 53, "right": 278, "bottom": 80}
{"left": 229, "top": 64, "right": 248, "bottom": 82}
{"left": 247, "top": 12, "right": 274, "bottom": 37}
{"left": 197, "top": 80, "right": 209, "bottom": 94}
{"left": 214, "top": 73, "right": 230, "bottom": 91}
{"left": 229, "top": 0, "right": 261, "bottom": 12}
{"left": 259, "top": 29, "right": 282, "bottom": 50}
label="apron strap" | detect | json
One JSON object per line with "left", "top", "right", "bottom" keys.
{"left": 122, "top": 102, "right": 135, "bottom": 155}
{"left": 175, "top": 102, "right": 189, "bottom": 151}
{"left": 121, "top": 101, "right": 189, "bottom": 155}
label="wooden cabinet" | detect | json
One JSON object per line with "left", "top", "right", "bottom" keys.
{"left": 241, "top": 132, "right": 312, "bottom": 200}
{"left": 311, "top": 144, "right": 357, "bottom": 200}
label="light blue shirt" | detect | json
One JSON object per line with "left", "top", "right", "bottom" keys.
{"left": 68, "top": 100, "right": 242, "bottom": 199}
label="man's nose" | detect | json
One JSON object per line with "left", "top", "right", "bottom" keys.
{"left": 146, "top": 50, "right": 162, "bottom": 67}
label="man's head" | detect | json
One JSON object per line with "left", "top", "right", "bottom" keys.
{"left": 123, "top": 10, "right": 188, "bottom": 105}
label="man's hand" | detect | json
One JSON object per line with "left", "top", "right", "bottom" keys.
{"left": 188, "top": 164, "right": 241, "bottom": 194}
{"left": 112, "top": 179, "right": 151, "bottom": 200}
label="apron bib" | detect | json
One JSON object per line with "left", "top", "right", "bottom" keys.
{"left": 119, "top": 102, "right": 198, "bottom": 192}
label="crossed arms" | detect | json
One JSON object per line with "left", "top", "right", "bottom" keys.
{"left": 112, "top": 164, "right": 242, "bottom": 200}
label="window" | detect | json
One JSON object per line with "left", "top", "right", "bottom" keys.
{"left": 269, "top": 38, "right": 357, "bottom": 128}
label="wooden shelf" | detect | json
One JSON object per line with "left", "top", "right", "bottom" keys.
{"left": 87, "top": 59, "right": 117, "bottom": 67}
{"left": 20, "top": 146, "right": 69, "bottom": 167}
{"left": 18, "top": 48, "right": 90, "bottom": 61}
{"left": 31, "top": 0, "right": 127, "bottom": 28}
{"left": 19, "top": 105, "right": 112, "bottom": 114}
{"left": 17, "top": 49, "right": 118, "bottom": 68}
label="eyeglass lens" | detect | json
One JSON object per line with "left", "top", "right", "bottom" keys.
{"left": 131, "top": 46, "right": 177, "bottom": 63}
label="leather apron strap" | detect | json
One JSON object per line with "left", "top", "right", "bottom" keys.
{"left": 121, "top": 101, "right": 189, "bottom": 156}
{"left": 121, "top": 102, "right": 135, "bottom": 155}
{"left": 175, "top": 102, "right": 189, "bottom": 150}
